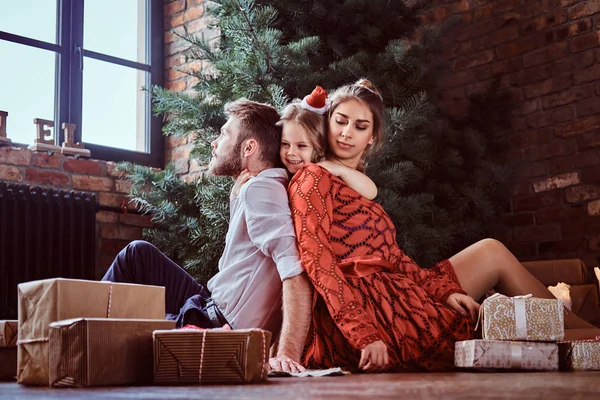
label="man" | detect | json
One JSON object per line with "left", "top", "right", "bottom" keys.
{"left": 102, "top": 99, "right": 310, "bottom": 372}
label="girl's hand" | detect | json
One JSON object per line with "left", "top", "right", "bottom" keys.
{"left": 318, "top": 160, "right": 345, "bottom": 177}
{"left": 231, "top": 169, "right": 254, "bottom": 200}
{"left": 358, "top": 340, "right": 389, "bottom": 372}
{"left": 446, "top": 293, "right": 480, "bottom": 321}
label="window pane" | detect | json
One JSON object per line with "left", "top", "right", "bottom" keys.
{"left": 0, "top": 41, "right": 55, "bottom": 145}
{"left": 0, "top": 1, "right": 57, "bottom": 44}
{"left": 82, "top": 58, "right": 148, "bottom": 152}
{"left": 84, "top": 0, "right": 147, "bottom": 63}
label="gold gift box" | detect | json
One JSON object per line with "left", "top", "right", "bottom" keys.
{"left": 455, "top": 339, "right": 559, "bottom": 371}
{"left": 17, "top": 278, "right": 165, "bottom": 385}
{"left": 559, "top": 340, "right": 600, "bottom": 371}
{"left": 49, "top": 318, "right": 175, "bottom": 387}
{"left": 481, "top": 294, "right": 564, "bottom": 342}
{"left": 153, "top": 328, "right": 271, "bottom": 385}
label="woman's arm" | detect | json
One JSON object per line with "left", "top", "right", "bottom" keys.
{"left": 318, "top": 160, "right": 377, "bottom": 200}
{"left": 289, "top": 164, "right": 381, "bottom": 350}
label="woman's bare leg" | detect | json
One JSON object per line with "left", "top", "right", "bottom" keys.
{"left": 449, "top": 238, "right": 599, "bottom": 331}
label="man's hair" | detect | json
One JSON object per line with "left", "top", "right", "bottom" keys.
{"left": 224, "top": 99, "right": 282, "bottom": 168}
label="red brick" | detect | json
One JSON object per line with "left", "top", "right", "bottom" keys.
{"left": 182, "top": 171, "right": 204, "bottom": 183}
{"left": 535, "top": 204, "right": 586, "bottom": 224}
{"left": 31, "top": 153, "right": 61, "bottom": 169}
{"left": 63, "top": 158, "right": 106, "bottom": 176}
{"left": 185, "top": 5, "right": 204, "bottom": 21}
{"left": 542, "top": 26, "right": 570, "bottom": 45}
{"left": 476, "top": 57, "right": 523, "bottom": 80}
{"left": 538, "top": 237, "right": 588, "bottom": 254}
{"left": 509, "top": 182, "right": 533, "bottom": 196}
{"left": 96, "top": 210, "right": 119, "bottom": 223}
{"left": 492, "top": 0, "right": 519, "bottom": 13}
{"left": 98, "top": 192, "right": 129, "bottom": 208}
{"left": 541, "top": 85, "right": 593, "bottom": 108}
{"left": 496, "top": 36, "right": 539, "bottom": 59}
{"left": 168, "top": 13, "right": 185, "bottom": 28}
{"left": 575, "top": 97, "right": 600, "bottom": 117}
{"left": 570, "top": 31, "right": 600, "bottom": 53}
{"left": 562, "top": 216, "right": 600, "bottom": 237}
{"left": 166, "top": 80, "right": 186, "bottom": 92}
{"left": 525, "top": 75, "right": 573, "bottom": 99}
{"left": 569, "top": 18, "right": 593, "bottom": 36}
{"left": 72, "top": 175, "right": 113, "bottom": 192}
{"left": 513, "top": 191, "right": 562, "bottom": 212}
{"left": 522, "top": 9, "right": 568, "bottom": 33}
{"left": 570, "top": 2, "right": 600, "bottom": 20}
{"left": 465, "top": 81, "right": 491, "bottom": 96}
{"left": 514, "top": 224, "right": 561, "bottom": 243}
{"left": 526, "top": 106, "right": 574, "bottom": 129}
{"left": 511, "top": 59, "right": 572, "bottom": 87}
{"left": 0, "top": 165, "right": 22, "bottom": 181}
{"left": 453, "top": 49, "right": 495, "bottom": 70}
{"left": 187, "top": 16, "right": 208, "bottom": 34}
{"left": 589, "top": 199, "right": 600, "bottom": 216}
{"left": 120, "top": 214, "right": 154, "bottom": 228}
{"left": 452, "top": 0, "right": 473, "bottom": 13}
{"left": 507, "top": 243, "right": 538, "bottom": 259}
{"left": 115, "top": 179, "right": 133, "bottom": 194}
{"left": 510, "top": 117, "right": 527, "bottom": 132}
{"left": 173, "top": 158, "right": 190, "bottom": 175}
{"left": 517, "top": 160, "right": 547, "bottom": 179}
{"left": 440, "top": 86, "right": 466, "bottom": 102}
{"left": 100, "top": 224, "right": 143, "bottom": 241}
{"left": 503, "top": 212, "right": 535, "bottom": 227}
{"left": 508, "top": 127, "right": 553, "bottom": 148}
{"left": 565, "top": 184, "right": 600, "bottom": 203}
{"left": 519, "top": 1, "right": 546, "bottom": 19}
{"left": 582, "top": 165, "right": 600, "bottom": 183}
{"left": 164, "top": 0, "right": 185, "bottom": 16}
{"left": 25, "top": 168, "right": 69, "bottom": 186}
{"left": 555, "top": 114, "right": 600, "bottom": 137}
{"left": 590, "top": 236, "right": 600, "bottom": 251}
{"left": 548, "top": 150, "right": 600, "bottom": 174}
{"left": 0, "top": 147, "right": 31, "bottom": 166}
{"left": 523, "top": 42, "right": 569, "bottom": 68}
{"left": 440, "top": 40, "right": 473, "bottom": 61}
{"left": 167, "top": 68, "right": 186, "bottom": 81}
{"left": 533, "top": 172, "right": 580, "bottom": 192}
{"left": 473, "top": 26, "right": 519, "bottom": 50}
{"left": 512, "top": 99, "right": 539, "bottom": 116}
{"left": 573, "top": 48, "right": 596, "bottom": 68}
{"left": 574, "top": 64, "right": 600, "bottom": 85}
{"left": 99, "top": 238, "right": 130, "bottom": 256}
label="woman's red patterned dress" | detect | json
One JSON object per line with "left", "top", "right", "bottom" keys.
{"left": 289, "top": 164, "right": 474, "bottom": 372}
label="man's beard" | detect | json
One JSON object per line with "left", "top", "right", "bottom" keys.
{"left": 208, "top": 141, "right": 243, "bottom": 176}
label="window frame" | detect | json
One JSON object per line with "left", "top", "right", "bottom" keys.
{"left": 0, "top": 0, "right": 164, "bottom": 168}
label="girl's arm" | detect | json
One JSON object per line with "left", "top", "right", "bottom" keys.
{"left": 318, "top": 160, "right": 377, "bottom": 200}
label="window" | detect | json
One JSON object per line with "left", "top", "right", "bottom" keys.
{"left": 0, "top": 0, "right": 164, "bottom": 167}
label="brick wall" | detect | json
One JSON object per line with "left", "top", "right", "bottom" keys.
{"left": 0, "top": 147, "right": 152, "bottom": 278}
{"left": 434, "top": 0, "right": 600, "bottom": 269}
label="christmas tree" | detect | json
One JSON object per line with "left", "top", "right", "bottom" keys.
{"left": 121, "top": 0, "right": 512, "bottom": 284}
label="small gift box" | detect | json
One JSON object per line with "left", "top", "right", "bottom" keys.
{"left": 153, "top": 328, "right": 271, "bottom": 385}
{"left": 49, "top": 318, "right": 175, "bottom": 387}
{"left": 0, "top": 321, "right": 18, "bottom": 381}
{"left": 455, "top": 339, "right": 559, "bottom": 371}
{"left": 558, "top": 340, "right": 600, "bottom": 371}
{"left": 480, "top": 293, "right": 564, "bottom": 342}
{"left": 17, "top": 278, "right": 166, "bottom": 385}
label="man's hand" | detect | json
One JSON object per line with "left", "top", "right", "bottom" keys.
{"left": 269, "top": 354, "right": 306, "bottom": 374}
{"left": 446, "top": 293, "right": 480, "bottom": 321}
{"left": 358, "top": 340, "right": 389, "bottom": 372}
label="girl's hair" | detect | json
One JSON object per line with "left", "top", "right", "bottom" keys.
{"left": 328, "top": 78, "right": 385, "bottom": 165}
{"left": 277, "top": 103, "right": 327, "bottom": 163}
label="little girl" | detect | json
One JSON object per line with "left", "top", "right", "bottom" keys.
{"left": 233, "top": 86, "right": 378, "bottom": 199}
{"left": 277, "top": 86, "right": 377, "bottom": 199}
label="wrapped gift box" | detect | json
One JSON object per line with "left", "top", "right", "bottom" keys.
{"left": 481, "top": 294, "right": 564, "bottom": 342}
{"left": 558, "top": 340, "right": 600, "bottom": 371}
{"left": 455, "top": 339, "right": 559, "bottom": 371}
{"left": 0, "top": 321, "right": 18, "bottom": 381}
{"left": 17, "top": 278, "right": 165, "bottom": 385}
{"left": 153, "top": 328, "right": 271, "bottom": 385}
{"left": 49, "top": 318, "right": 175, "bottom": 387}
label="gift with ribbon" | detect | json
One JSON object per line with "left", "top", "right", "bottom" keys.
{"left": 49, "top": 318, "right": 174, "bottom": 386}
{"left": 558, "top": 339, "right": 600, "bottom": 371}
{"left": 153, "top": 328, "right": 271, "bottom": 385}
{"left": 0, "top": 321, "right": 18, "bottom": 381}
{"left": 455, "top": 339, "right": 559, "bottom": 371}
{"left": 478, "top": 293, "right": 564, "bottom": 342}
{"left": 17, "top": 278, "right": 165, "bottom": 385}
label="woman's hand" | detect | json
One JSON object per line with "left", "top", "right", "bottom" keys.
{"left": 269, "top": 354, "right": 306, "bottom": 374}
{"left": 318, "top": 160, "right": 345, "bottom": 177}
{"left": 446, "top": 293, "right": 480, "bottom": 321}
{"left": 358, "top": 340, "right": 389, "bottom": 372}
{"left": 231, "top": 169, "right": 254, "bottom": 200}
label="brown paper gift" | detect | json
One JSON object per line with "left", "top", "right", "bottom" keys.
{"left": 153, "top": 328, "right": 271, "bottom": 385}
{"left": 0, "top": 321, "right": 18, "bottom": 381}
{"left": 455, "top": 340, "right": 559, "bottom": 371}
{"left": 49, "top": 318, "right": 175, "bottom": 387}
{"left": 480, "top": 293, "right": 564, "bottom": 342}
{"left": 558, "top": 340, "right": 600, "bottom": 371}
{"left": 17, "top": 278, "right": 165, "bottom": 385}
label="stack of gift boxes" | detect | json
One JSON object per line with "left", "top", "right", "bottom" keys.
{"left": 0, "top": 278, "right": 270, "bottom": 387}
{"left": 455, "top": 293, "right": 600, "bottom": 371}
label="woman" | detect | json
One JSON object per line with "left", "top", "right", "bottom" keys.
{"left": 287, "top": 79, "right": 600, "bottom": 372}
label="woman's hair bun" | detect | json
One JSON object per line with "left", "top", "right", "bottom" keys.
{"left": 355, "top": 78, "right": 382, "bottom": 99}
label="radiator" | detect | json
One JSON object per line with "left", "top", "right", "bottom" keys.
{"left": 0, "top": 182, "right": 98, "bottom": 319}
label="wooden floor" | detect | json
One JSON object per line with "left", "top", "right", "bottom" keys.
{"left": 2, "top": 372, "right": 600, "bottom": 399}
